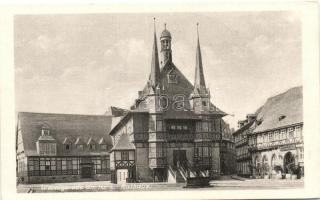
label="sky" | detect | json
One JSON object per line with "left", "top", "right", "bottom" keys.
{"left": 14, "top": 12, "right": 302, "bottom": 129}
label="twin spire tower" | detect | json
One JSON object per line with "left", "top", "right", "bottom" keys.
{"left": 149, "top": 19, "right": 208, "bottom": 102}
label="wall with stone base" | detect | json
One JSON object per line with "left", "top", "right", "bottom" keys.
{"left": 136, "top": 147, "right": 153, "bottom": 182}
{"left": 27, "top": 174, "right": 110, "bottom": 184}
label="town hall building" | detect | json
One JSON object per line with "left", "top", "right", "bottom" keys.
{"left": 16, "top": 21, "right": 234, "bottom": 184}
{"left": 108, "top": 22, "right": 228, "bottom": 184}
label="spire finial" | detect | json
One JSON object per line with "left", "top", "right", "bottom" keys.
{"left": 153, "top": 17, "right": 156, "bottom": 32}
{"left": 196, "top": 22, "right": 199, "bottom": 39}
{"left": 164, "top": 23, "right": 167, "bottom": 30}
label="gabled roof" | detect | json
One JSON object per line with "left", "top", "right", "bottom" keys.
{"left": 232, "top": 120, "right": 255, "bottom": 136}
{"left": 134, "top": 62, "right": 227, "bottom": 115}
{"left": 62, "top": 137, "right": 72, "bottom": 144}
{"left": 75, "top": 137, "right": 85, "bottom": 145}
{"left": 99, "top": 137, "right": 107, "bottom": 144}
{"left": 106, "top": 106, "right": 129, "bottom": 117}
{"left": 17, "top": 112, "right": 113, "bottom": 156}
{"left": 254, "top": 86, "right": 303, "bottom": 133}
{"left": 87, "top": 137, "right": 96, "bottom": 145}
{"left": 111, "top": 134, "right": 135, "bottom": 151}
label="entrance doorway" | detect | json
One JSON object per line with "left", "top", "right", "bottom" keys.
{"left": 81, "top": 165, "right": 93, "bottom": 178}
{"left": 117, "top": 169, "right": 128, "bottom": 184}
{"left": 284, "top": 152, "right": 295, "bottom": 174}
{"left": 173, "top": 150, "right": 187, "bottom": 168}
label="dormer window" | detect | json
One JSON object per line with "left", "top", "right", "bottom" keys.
{"left": 202, "top": 101, "right": 207, "bottom": 107}
{"left": 89, "top": 144, "right": 96, "bottom": 150}
{"left": 167, "top": 70, "right": 178, "bottom": 84}
{"left": 279, "top": 115, "right": 286, "bottom": 121}
{"left": 63, "top": 137, "right": 72, "bottom": 151}
{"left": 87, "top": 137, "right": 96, "bottom": 151}
{"left": 100, "top": 144, "right": 107, "bottom": 150}
{"left": 42, "top": 129, "right": 50, "bottom": 136}
{"left": 76, "top": 144, "right": 84, "bottom": 150}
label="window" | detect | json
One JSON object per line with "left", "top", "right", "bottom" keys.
{"left": 196, "top": 122, "right": 201, "bottom": 131}
{"left": 202, "top": 122, "right": 208, "bottom": 132}
{"left": 281, "top": 129, "right": 286, "bottom": 140}
{"left": 62, "top": 160, "right": 67, "bottom": 170}
{"left": 295, "top": 126, "right": 302, "bottom": 138}
{"left": 156, "top": 121, "right": 163, "bottom": 131}
{"left": 167, "top": 72, "right": 178, "bottom": 84}
{"left": 194, "top": 143, "right": 211, "bottom": 158}
{"left": 65, "top": 144, "right": 70, "bottom": 151}
{"left": 38, "top": 143, "right": 56, "bottom": 155}
{"left": 274, "top": 131, "right": 279, "bottom": 140}
{"left": 121, "top": 151, "right": 129, "bottom": 160}
{"left": 149, "top": 117, "right": 155, "bottom": 131}
{"left": 100, "top": 144, "right": 107, "bottom": 150}
{"left": 129, "top": 151, "right": 135, "bottom": 160}
{"left": 89, "top": 144, "right": 96, "bottom": 150}
{"left": 288, "top": 127, "right": 294, "bottom": 138}
{"left": 269, "top": 132, "right": 273, "bottom": 141}
{"left": 41, "top": 129, "right": 50, "bottom": 136}
{"left": 115, "top": 151, "right": 121, "bottom": 160}
{"left": 299, "top": 148, "right": 304, "bottom": 159}
{"left": 202, "top": 101, "right": 207, "bottom": 107}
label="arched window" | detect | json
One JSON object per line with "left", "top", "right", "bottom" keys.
{"left": 271, "top": 154, "right": 277, "bottom": 169}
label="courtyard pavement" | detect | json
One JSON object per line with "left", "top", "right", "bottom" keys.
{"left": 17, "top": 177, "right": 304, "bottom": 193}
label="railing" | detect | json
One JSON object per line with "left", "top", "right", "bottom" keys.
{"left": 168, "top": 165, "right": 176, "bottom": 179}
{"left": 194, "top": 133, "right": 220, "bottom": 141}
{"left": 149, "top": 132, "right": 166, "bottom": 141}
{"left": 177, "top": 160, "right": 198, "bottom": 179}
{"left": 178, "top": 164, "right": 188, "bottom": 181}
{"left": 167, "top": 133, "right": 194, "bottom": 142}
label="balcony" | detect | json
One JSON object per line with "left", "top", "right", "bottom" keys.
{"left": 149, "top": 132, "right": 166, "bottom": 142}
{"left": 167, "top": 133, "right": 194, "bottom": 142}
{"left": 194, "top": 133, "right": 220, "bottom": 141}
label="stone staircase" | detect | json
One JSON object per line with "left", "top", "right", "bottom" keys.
{"left": 167, "top": 166, "right": 186, "bottom": 183}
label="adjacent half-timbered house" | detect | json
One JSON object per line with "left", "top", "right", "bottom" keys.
{"left": 16, "top": 112, "right": 113, "bottom": 183}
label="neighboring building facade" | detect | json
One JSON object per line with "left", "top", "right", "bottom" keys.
{"left": 233, "top": 86, "right": 303, "bottom": 179}
{"left": 108, "top": 24, "right": 228, "bottom": 184}
{"left": 16, "top": 112, "right": 113, "bottom": 183}
{"left": 249, "top": 86, "right": 303, "bottom": 179}
{"left": 232, "top": 115, "right": 257, "bottom": 177}
{"left": 220, "top": 120, "right": 236, "bottom": 175}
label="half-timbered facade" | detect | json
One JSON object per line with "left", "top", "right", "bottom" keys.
{"left": 248, "top": 86, "right": 304, "bottom": 179}
{"left": 108, "top": 23, "right": 228, "bottom": 183}
{"left": 16, "top": 112, "right": 113, "bottom": 183}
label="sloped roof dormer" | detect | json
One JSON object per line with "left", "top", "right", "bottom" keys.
{"left": 87, "top": 137, "right": 96, "bottom": 145}
{"left": 75, "top": 137, "right": 85, "bottom": 145}
{"left": 62, "top": 136, "right": 72, "bottom": 144}
{"left": 99, "top": 137, "right": 107, "bottom": 145}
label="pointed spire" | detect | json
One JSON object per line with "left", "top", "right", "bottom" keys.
{"left": 149, "top": 17, "right": 161, "bottom": 88}
{"left": 194, "top": 22, "right": 206, "bottom": 90}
